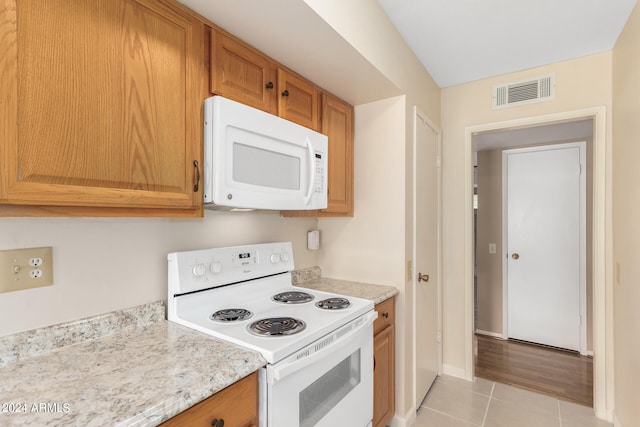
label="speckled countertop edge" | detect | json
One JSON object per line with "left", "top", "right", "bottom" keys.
{"left": 0, "top": 301, "right": 166, "bottom": 367}
{"left": 0, "top": 302, "right": 265, "bottom": 427}
{"left": 292, "top": 266, "right": 399, "bottom": 305}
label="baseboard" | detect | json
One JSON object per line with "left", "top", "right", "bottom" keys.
{"left": 389, "top": 405, "right": 416, "bottom": 427}
{"left": 475, "top": 329, "right": 504, "bottom": 339}
{"left": 442, "top": 363, "right": 466, "bottom": 379}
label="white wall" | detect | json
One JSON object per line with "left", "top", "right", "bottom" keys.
{"left": 612, "top": 2, "right": 640, "bottom": 425}
{"left": 0, "top": 212, "right": 317, "bottom": 336}
{"left": 305, "top": 0, "right": 441, "bottom": 422}
{"left": 318, "top": 96, "right": 408, "bottom": 419}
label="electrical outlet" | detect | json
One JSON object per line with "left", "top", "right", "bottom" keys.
{"left": 0, "top": 247, "right": 53, "bottom": 293}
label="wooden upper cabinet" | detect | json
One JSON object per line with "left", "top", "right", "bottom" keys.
{"left": 277, "top": 69, "right": 320, "bottom": 131}
{"left": 0, "top": 0, "right": 206, "bottom": 214}
{"left": 320, "top": 93, "right": 354, "bottom": 216}
{"left": 210, "top": 30, "right": 277, "bottom": 114}
{"left": 280, "top": 92, "right": 354, "bottom": 218}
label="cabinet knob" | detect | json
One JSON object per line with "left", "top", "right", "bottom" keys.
{"left": 265, "top": 81, "right": 274, "bottom": 89}
{"left": 382, "top": 312, "right": 389, "bottom": 318}
{"left": 211, "top": 419, "right": 224, "bottom": 427}
{"left": 281, "top": 89, "right": 289, "bottom": 97}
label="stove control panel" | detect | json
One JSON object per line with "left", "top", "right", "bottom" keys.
{"left": 168, "top": 242, "right": 294, "bottom": 295}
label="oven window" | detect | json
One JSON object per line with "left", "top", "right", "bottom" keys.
{"left": 233, "top": 142, "right": 300, "bottom": 190}
{"left": 299, "top": 349, "right": 361, "bottom": 427}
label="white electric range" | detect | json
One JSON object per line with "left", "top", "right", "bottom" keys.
{"left": 167, "top": 242, "right": 376, "bottom": 427}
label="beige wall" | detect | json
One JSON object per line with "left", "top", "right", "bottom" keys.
{"left": 612, "top": 2, "right": 640, "bottom": 425}
{"left": 306, "top": 0, "right": 441, "bottom": 422}
{"left": 475, "top": 139, "right": 594, "bottom": 352}
{"left": 0, "top": 212, "right": 318, "bottom": 337}
{"left": 441, "top": 52, "right": 612, "bottom": 375}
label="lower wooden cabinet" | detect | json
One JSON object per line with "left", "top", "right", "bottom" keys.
{"left": 373, "top": 297, "right": 396, "bottom": 427}
{"left": 160, "top": 372, "right": 258, "bottom": 427}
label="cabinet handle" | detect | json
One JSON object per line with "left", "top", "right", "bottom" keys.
{"left": 282, "top": 89, "right": 289, "bottom": 97}
{"left": 211, "top": 419, "right": 224, "bottom": 427}
{"left": 193, "top": 160, "right": 200, "bottom": 192}
{"left": 265, "top": 81, "right": 274, "bottom": 89}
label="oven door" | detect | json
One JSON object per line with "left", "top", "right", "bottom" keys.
{"left": 264, "top": 311, "right": 377, "bottom": 427}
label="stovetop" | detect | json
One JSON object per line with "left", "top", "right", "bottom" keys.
{"left": 167, "top": 243, "right": 374, "bottom": 364}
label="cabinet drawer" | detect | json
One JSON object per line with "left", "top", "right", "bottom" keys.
{"left": 374, "top": 297, "right": 395, "bottom": 336}
{"left": 160, "top": 372, "right": 258, "bottom": 427}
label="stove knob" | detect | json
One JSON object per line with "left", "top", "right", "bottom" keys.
{"left": 270, "top": 253, "right": 281, "bottom": 263}
{"left": 192, "top": 263, "right": 207, "bottom": 277}
{"left": 280, "top": 252, "right": 290, "bottom": 262}
{"left": 210, "top": 261, "right": 222, "bottom": 274}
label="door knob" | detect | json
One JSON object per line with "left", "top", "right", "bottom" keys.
{"left": 511, "top": 253, "right": 520, "bottom": 260}
{"left": 418, "top": 272, "right": 430, "bottom": 283}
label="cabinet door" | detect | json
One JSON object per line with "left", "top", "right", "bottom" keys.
{"left": 160, "top": 372, "right": 258, "bottom": 427}
{"left": 280, "top": 92, "right": 353, "bottom": 218}
{"left": 211, "top": 30, "right": 277, "bottom": 114}
{"left": 0, "top": 0, "right": 205, "bottom": 211}
{"left": 319, "top": 93, "right": 354, "bottom": 216}
{"left": 373, "top": 324, "right": 395, "bottom": 427}
{"left": 277, "top": 69, "right": 319, "bottom": 131}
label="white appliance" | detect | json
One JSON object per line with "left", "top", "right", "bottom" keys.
{"left": 167, "top": 242, "right": 376, "bottom": 427}
{"left": 203, "top": 96, "right": 328, "bottom": 211}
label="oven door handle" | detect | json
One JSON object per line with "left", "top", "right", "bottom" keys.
{"left": 269, "top": 310, "right": 377, "bottom": 384}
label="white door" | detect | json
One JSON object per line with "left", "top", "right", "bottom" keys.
{"left": 414, "top": 108, "right": 440, "bottom": 407}
{"left": 504, "top": 142, "right": 586, "bottom": 352}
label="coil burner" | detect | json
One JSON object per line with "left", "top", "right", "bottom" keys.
{"left": 315, "top": 297, "right": 351, "bottom": 310}
{"left": 248, "top": 317, "right": 307, "bottom": 336}
{"left": 210, "top": 308, "right": 253, "bottom": 322}
{"left": 272, "top": 291, "right": 314, "bottom": 304}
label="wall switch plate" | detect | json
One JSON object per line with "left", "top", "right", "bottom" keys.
{"left": 0, "top": 247, "right": 53, "bottom": 293}
{"left": 489, "top": 243, "right": 497, "bottom": 254}
{"left": 307, "top": 230, "right": 320, "bottom": 250}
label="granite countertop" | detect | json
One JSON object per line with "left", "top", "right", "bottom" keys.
{"left": 292, "top": 267, "right": 399, "bottom": 305}
{"left": 0, "top": 302, "right": 265, "bottom": 427}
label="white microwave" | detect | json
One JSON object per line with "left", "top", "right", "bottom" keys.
{"left": 203, "top": 96, "right": 328, "bottom": 211}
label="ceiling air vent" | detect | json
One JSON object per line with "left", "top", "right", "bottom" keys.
{"left": 492, "top": 73, "right": 556, "bottom": 109}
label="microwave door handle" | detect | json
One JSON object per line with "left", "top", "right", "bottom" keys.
{"left": 304, "top": 137, "right": 316, "bottom": 205}
{"left": 269, "top": 311, "right": 377, "bottom": 384}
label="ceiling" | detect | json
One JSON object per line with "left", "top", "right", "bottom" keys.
{"left": 377, "top": 0, "right": 637, "bottom": 88}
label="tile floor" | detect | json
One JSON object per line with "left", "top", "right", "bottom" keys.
{"left": 411, "top": 375, "right": 613, "bottom": 427}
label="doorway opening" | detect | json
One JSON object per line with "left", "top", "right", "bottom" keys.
{"left": 463, "top": 107, "right": 611, "bottom": 419}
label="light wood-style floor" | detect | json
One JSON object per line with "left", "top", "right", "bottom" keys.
{"left": 474, "top": 334, "right": 593, "bottom": 407}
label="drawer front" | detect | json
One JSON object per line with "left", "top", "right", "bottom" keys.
{"left": 374, "top": 297, "right": 395, "bottom": 336}
{"left": 160, "top": 372, "right": 258, "bottom": 427}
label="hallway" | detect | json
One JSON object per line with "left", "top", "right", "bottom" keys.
{"left": 475, "top": 334, "right": 593, "bottom": 406}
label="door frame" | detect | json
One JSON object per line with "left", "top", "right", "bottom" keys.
{"left": 463, "top": 107, "right": 613, "bottom": 421}
{"left": 412, "top": 106, "right": 443, "bottom": 411}
{"left": 501, "top": 142, "right": 588, "bottom": 355}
